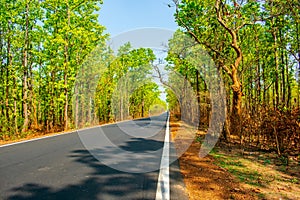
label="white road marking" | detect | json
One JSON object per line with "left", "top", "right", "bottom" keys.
{"left": 155, "top": 113, "right": 170, "bottom": 200}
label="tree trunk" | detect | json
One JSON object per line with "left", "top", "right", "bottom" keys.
{"left": 5, "top": 22, "right": 11, "bottom": 132}
{"left": 279, "top": 29, "right": 286, "bottom": 106}
{"left": 231, "top": 69, "right": 243, "bottom": 134}
{"left": 22, "top": 2, "right": 30, "bottom": 133}
{"left": 75, "top": 84, "right": 79, "bottom": 128}
{"left": 285, "top": 51, "right": 291, "bottom": 109}
{"left": 64, "top": 0, "right": 70, "bottom": 131}
{"left": 296, "top": 22, "right": 300, "bottom": 108}
{"left": 272, "top": 26, "right": 279, "bottom": 109}
{"left": 230, "top": 59, "right": 243, "bottom": 136}
{"left": 255, "top": 29, "right": 261, "bottom": 110}
{"left": 22, "top": 65, "right": 28, "bottom": 132}
{"left": 196, "top": 70, "right": 201, "bottom": 130}
{"left": 215, "top": 0, "right": 243, "bottom": 135}
{"left": 141, "top": 99, "right": 144, "bottom": 118}
{"left": 262, "top": 59, "right": 267, "bottom": 105}
{"left": 12, "top": 53, "right": 18, "bottom": 134}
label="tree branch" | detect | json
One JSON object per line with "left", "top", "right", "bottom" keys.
{"left": 215, "top": 0, "right": 242, "bottom": 69}
{"left": 222, "top": 64, "right": 232, "bottom": 78}
{"left": 153, "top": 64, "right": 172, "bottom": 89}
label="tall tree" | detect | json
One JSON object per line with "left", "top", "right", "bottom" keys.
{"left": 174, "top": 0, "right": 260, "bottom": 133}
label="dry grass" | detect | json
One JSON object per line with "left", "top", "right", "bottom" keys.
{"left": 211, "top": 142, "right": 300, "bottom": 200}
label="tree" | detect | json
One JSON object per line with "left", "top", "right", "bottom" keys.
{"left": 41, "top": 0, "right": 106, "bottom": 130}
{"left": 174, "top": 0, "right": 261, "bottom": 133}
{"left": 0, "top": 0, "right": 107, "bottom": 138}
{"left": 95, "top": 43, "right": 163, "bottom": 123}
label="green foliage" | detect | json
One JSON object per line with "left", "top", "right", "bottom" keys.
{"left": 1, "top": 0, "right": 300, "bottom": 144}
{"left": 211, "top": 152, "right": 264, "bottom": 187}
{"left": 0, "top": 0, "right": 107, "bottom": 137}
{"left": 94, "top": 43, "right": 165, "bottom": 123}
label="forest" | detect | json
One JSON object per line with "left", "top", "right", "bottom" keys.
{"left": 0, "top": 0, "right": 299, "bottom": 157}
{"left": 168, "top": 0, "right": 300, "bottom": 155}
{"left": 0, "top": 0, "right": 166, "bottom": 140}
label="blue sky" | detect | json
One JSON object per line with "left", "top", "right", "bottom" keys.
{"left": 98, "top": 0, "right": 179, "bottom": 102}
{"left": 99, "top": 0, "right": 178, "bottom": 36}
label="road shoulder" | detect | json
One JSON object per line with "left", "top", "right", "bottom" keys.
{"left": 170, "top": 117, "right": 257, "bottom": 200}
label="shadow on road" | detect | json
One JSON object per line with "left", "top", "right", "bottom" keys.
{"left": 5, "top": 113, "right": 187, "bottom": 200}
{"left": 8, "top": 147, "right": 159, "bottom": 200}
{"left": 119, "top": 138, "right": 163, "bottom": 153}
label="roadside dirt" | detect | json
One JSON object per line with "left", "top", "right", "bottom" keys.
{"left": 170, "top": 117, "right": 300, "bottom": 200}
{"left": 178, "top": 143, "right": 257, "bottom": 200}
{"left": 0, "top": 122, "right": 116, "bottom": 146}
{"left": 170, "top": 118, "right": 257, "bottom": 199}
{"left": 0, "top": 129, "right": 75, "bottom": 146}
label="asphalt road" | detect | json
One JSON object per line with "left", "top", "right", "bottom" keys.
{"left": 0, "top": 113, "right": 188, "bottom": 200}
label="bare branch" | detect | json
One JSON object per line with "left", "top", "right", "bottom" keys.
{"left": 153, "top": 64, "right": 172, "bottom": 89}
{"left": 288, "top": 49, "right": 300, "bottom": 62}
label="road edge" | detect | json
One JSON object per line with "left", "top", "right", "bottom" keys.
{"left": 155, "top": 112, "right": 170, "bottom": 200}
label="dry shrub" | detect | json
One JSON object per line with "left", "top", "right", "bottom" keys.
{"left": 241, "top": 107, "right": 300, "bottom": 155}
